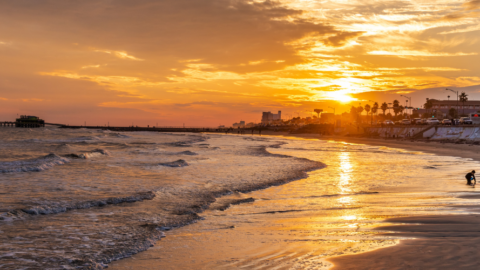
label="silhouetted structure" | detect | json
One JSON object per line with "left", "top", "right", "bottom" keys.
{"left": 15, "top": 115, "right": 45, "bottom": 128}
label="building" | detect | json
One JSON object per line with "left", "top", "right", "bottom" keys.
{"left": 232, "top": 121, "right": 245, "bottom": 128}
{"left": 261, "top": 111, "right": 281, "bottom": 124}
{"left": 15, "top": 115, "right": 45, "bottom": 128}
{"left": 418, "top": 99, "right": 480, "bottom": 116}
{"left": 320, "top": 113, "right": 334, "bottom": 123}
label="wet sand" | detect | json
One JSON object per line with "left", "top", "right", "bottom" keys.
{"left": 270, "top": 132, "right": 480, "bottom": 269}
{"left": 263, "top": 130, "right": 480, "bottom": 161}
{"left": 329, "top": 213, "right": 480, "bottom": 269}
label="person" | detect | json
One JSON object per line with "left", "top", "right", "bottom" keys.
{"left": 466, "top": 170, "right": 476, "bottom": 186}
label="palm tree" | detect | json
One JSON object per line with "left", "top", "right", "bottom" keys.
{"left": 381, "top": 102, "right": 388, "bottom": 116}
{"left": 357, "top": 106, "right": 364, "bottom": 115}
{"left": 364, "top": 104, "right": 371, "bottom": 116}
{"left": 372, "top": 102, "right": 378, "bottom": 116}
{"left": 424, "top": 98, "right": 433, "bottom": 116}
{"left": 392, "top": 100, "right": 400, "bottom": 118}
{"left": 399, "top": 105, "right": 405, "bottom": 117}
{"left": 459, "top": 92, "right": 468, "bottom": 116}
{"left": 350, "top": 106, "right": 357, "bottom": 118}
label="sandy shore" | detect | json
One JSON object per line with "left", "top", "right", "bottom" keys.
{"left": 261, "top": 130, "right": 480, "bottom": 161}
{"left": 262, "top": 131, "right": 480, "bottom": 269}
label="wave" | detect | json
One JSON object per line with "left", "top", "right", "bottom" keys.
{"left": 1, "top": 191, "right": 156, "bottom": 219}
{"left": 175, "top": 151, "right": 198, "bottom": 156}
{"left": 158, "top": 159, "right": 189, "bottom": 167}
{"left": 0, "top": 154, "right": 70, "bottom": 173}
{"left": 63, "top": 149, "right": 110, "bottom": 159}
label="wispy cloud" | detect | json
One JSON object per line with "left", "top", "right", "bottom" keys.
{"left": 439, "top": 24, "right": 480, "bottom": 34}
{"left": 367, "top": 50, "right": 477, "bottom": 57}
{"left": 95, "top": 50, "right": 144, "bottom": 61}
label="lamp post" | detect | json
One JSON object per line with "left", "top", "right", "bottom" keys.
{"left": 400, "top": 95, "right": 412, "bottom": 118}
{"left": 446, "top": 88, "right": 458, "bottom": 117}
{"left": 368, "top": 100, "right": 375, "bottom": 125}
{"left": 328, "top": 106, "right": 335, "bottom": 125}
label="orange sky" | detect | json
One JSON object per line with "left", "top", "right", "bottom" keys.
{"left": 0, "top": 0, "right": 479, "bottom": 126}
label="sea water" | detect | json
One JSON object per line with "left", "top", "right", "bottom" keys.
{"left": 0, "top": 128, "right": 477, "bottom": 269}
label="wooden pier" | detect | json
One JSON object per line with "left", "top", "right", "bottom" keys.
{"left": 58, "top": 125, "right": 233, "bottom": 133}
{"left": 0, "top": 121, "right": 16, "bottom": 127}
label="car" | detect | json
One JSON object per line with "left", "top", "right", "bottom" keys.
{"left": 441, "top": 119, "right": 452, "bottom": 125}
{"left": 383, "top": 120, "right": 394, "bottom": 125}
{"left": 426, "top": 118, "right": 440, "bottom": 125}
{"left": 460, "top": 117, "right": 473, "bottom": 125}
{"left": 412, "top": 118, "right": 422, "bottom": 125}
{"left": 401, "top": 119, "right": 411, "bottom": 125}
{"left": 420, "top": 118, "right": 428, "bottom": 125}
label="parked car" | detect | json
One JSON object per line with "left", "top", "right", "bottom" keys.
{"left": 460, "top": 117, "right": 473, "bottom": 125}
{"left": 401, "top": 119, "right": 411, "bottom": 125}
{"left": 412, "top": 118, "right": 422, "bottom": 125}
{"left": 441, "top": 119, "right": 451, "bottom": 125}
{"left": 420, "top": 118, "right": 428, "bottom": 125}
{"left": 383, "top": 120, "right": 394, "bottom": 125}
{"left": 426, "top": 118, "right": 440, "bottom": 125}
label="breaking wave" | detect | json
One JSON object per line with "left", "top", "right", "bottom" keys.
{"left": 0, "top": 191, "right": 156, "bottom": 220}
{"left": 64, "top": 149, "right": 110, "bottom": 159}
{"left": 158, "top": 159, "right": 189, "bottom": 167}
{"left": 0, "top": 154, "right": 70, "bottom": 173}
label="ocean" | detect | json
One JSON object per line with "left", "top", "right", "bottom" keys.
{"left": 0, "top": 128, "right": 477, "bottom": 269}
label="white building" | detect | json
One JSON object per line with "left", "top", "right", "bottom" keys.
{"left": 261, "top": 111, "right": 281, "bottom": 124}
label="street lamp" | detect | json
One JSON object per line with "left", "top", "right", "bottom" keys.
{"left": 446, "top": 88, "right": 458, "bottom": 115}
{"left": 328, "top": 106, "right": 335, "bottom": 114}
{"left": 400, "top": 95, "right": 412, "bottom": 118}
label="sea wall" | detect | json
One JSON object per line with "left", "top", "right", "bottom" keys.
{"left": 365, "top": 126, "right": 425, "bottom": 138}
{"left": 365, "top": 126, "right": 480, "bottom": 141}
{"left": 430, "top": 126, "right": 480, "bottom": 140}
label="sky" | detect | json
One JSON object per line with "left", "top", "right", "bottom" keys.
{"left": 0, "top": 0, "right": 479, "bottom": 126}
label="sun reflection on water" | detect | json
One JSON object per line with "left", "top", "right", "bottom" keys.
{"left": 338, "top": 151, "right": 353, "bottom": 194}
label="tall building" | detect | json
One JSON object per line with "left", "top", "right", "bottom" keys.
{"left": 261, "top": 111, "right": 281, "bottom": 124}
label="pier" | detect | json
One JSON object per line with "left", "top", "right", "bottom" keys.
{"left": 58, "top": 125, "right": 238, "bottom": 133}
{"left": 0, "top": 121, "right": 16, "bottom": 127}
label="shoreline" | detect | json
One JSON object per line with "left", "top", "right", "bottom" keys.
{"left": 110, "top": 131, "right": 480, "bottom": 269}
{"left": 260, "top": 131, "right": 480, "bottom": 269}
{"left": 260, "top": 130, "right": 480, "bottom": 162}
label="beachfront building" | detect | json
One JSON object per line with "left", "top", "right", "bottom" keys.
{"left": 232, "top": 121, "right": 245, "bottom": 128}
{"left": 261, "top": 111, "right": 281, "bottom": 124}
{"left": 417, "top": 99, "right": 480, "bottom": 117}
{"left": 320, "top": 113, "right": 334, "bottom": 123}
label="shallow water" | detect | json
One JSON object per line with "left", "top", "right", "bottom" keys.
{"left": 0, "top": 128, "right": 320, "bottom": 269}
{"left": 109, "top": 138, "right": 480, "bottom": 270}
{"left": 1, "top": 128, "right": 478, "bottom": 269}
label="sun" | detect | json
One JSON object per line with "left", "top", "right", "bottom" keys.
{"left": 327, "top": 91, "right": 357, "bottom": 103}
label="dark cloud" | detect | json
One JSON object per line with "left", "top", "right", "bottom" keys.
{"left": 322, "top": 31, "right": 364, "bottom": 47}
{"left": 0, "top": 0, "right": 345, "bottom": 75}
{"left": 464, "top": 0, "right": 480, "bottom": 10}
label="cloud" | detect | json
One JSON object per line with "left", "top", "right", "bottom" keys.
{"left": 81, "top": 64, "right": 101, "bottom": 69}
{"left": 322, "top": 31, "right": 364, "bottom": 47}
{"left": 439, "top": 24, "right": 480, "bottom": 34}
{"left": 367, "top": 50, "right": 477, "bottom": 57}
{"left": 95, "top": 50, "right": 143, "bottom": 61}
{"left": 21, "top": 98, "right": 44, "bottom": 102}
{"left": 463, "top": 0, "right": 480, "bottom": 10}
